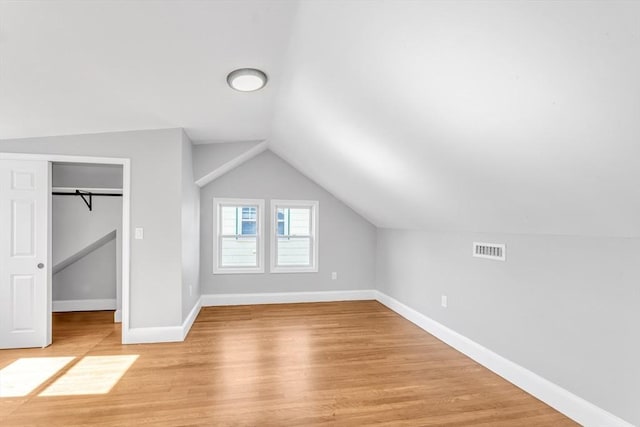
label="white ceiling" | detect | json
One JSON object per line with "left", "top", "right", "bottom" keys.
{"left": 0, "top": 0, "right": 296, "bottom": 141}
{"left": 270, "top": 0, "right": 640, "bottom": 236}
{"left": 2, "top": 1, "right": 639, "bottom": 236}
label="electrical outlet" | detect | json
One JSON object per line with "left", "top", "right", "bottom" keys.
{"left": 441, "top": 295, "right": 448, "bottom": 308}
{"left": 331, "top": 272, "right": 338, "bottom": 280}
{"left": 135, "top": 227, "right": 144, "bottom": 240}
{"left": 189, "top": 285, "right": 193, "bottom": 297}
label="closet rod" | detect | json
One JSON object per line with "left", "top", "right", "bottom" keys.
{"left": 52, "top": 189, "right": 122, "bottom": 212}
{"left": 52, "top": 192, "right": 122, "bottom": 196}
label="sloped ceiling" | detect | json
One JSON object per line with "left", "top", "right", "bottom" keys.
{"left": 2, "top": 1, "right": 639, "bottom": 236}
{"left": 270, "top": 1, "right": 640, "bottom": 237}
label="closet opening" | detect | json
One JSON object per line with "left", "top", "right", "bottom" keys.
{"left": 51, "top": 162, "right": 124, "bottom": 341}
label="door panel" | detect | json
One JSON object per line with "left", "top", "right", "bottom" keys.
{"left": 11, "top": 170, "right": 36, "bottom": 190}
{"left": 12, "top": 200, "right": 36, "bottom": 256}
{"left": 12, "top": 274, "right": 35, "bottom": 331}
{"left": 0, "top": 159, "right": 50, "bottom": 349}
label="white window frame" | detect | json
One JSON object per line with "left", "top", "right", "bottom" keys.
{"left": 270, "top": 200, "right": 319, "bottom": 273}
{"left": 213, "top": 198, "right": 265, "bottom": 274}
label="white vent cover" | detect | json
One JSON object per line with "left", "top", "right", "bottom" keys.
{"left": 473, "top": 242, "right": 506, "bottom": 261}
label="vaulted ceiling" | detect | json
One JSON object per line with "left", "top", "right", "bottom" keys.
{"left": 2, "top": 1, "right": 639, "bottom": 236}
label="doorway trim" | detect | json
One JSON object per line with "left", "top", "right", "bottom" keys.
{"left": 0, "top": 152, "right": 131, "bottom": 344}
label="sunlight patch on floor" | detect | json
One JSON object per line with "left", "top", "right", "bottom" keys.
{"left": 0, "top": 357, "right": 75, "bottom": 397}
{"left": 39, "top": 355, "right": 138, "bottom": 396}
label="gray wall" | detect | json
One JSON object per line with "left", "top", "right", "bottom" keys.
{"left": 193, "top": 141, "right": 261, "bottom": 184}
{"left": 52, "top": 194, "right": 122, "bottom": 307}
{"left": 200, "top": 150, "right": 376, "bottom": 294}
{"left": 53, "top": 239, "right": 117, "bottom": 301}
{"left": 376, "top": 229, "right": 640, "bottom": 426}
{"left": 0, "top": 128, "right": 183, "bottom": 328}
{"left": 181, "top": 131, "right": 200, "bottom": 321}
{"left": 52, "top": 195, "right": 122, "bottom": 268}
{"left": 52, "top": 163, "right": 123, "bottom": 188}
{"left": 52, "top": 163, "right": 123, "bottom": 309}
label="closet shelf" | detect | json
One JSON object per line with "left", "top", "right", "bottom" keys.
{"left": 52, "top": 187, "right": 123, "bottom": 195}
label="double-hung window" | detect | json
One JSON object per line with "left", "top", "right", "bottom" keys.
{"left": 271, "top": 200, "right": 318, "bottom": 273}
{"left": 213, "top": 198, "right": 264, "bottom": 273}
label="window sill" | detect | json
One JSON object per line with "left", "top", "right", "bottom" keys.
{"left": 270, "top": 267, "right": 318, "bottom": 274}
{"left": 213, "top": 267, "right": 265, "bottom": 275}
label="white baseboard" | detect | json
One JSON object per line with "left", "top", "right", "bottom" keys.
{"left": 374, "top": 291, "right": 633, "bottom": 427}
{"left": 53, "top": 298, "right": 116, "bottom": 312}
{"left": 201, "top": 289, "right": 376, "bottom": 307}
{"left": 126, "top": 291, "right": 372, "bottom": 344}
{"left": 125, "top": 297, "right": 202, "bottom": 344}
{"left": 182, "top": 297, "right": 202, "bottom": 340}
{"left": 114, "top": 309, "right": 122, "bottom": 323}
{"left": 126, "top": 325, "right": 183, "bottom": 344}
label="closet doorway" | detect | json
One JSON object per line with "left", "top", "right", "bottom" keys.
{"left": 51, "top": 162, "right": 123, "bottom": 332}
{"left": 0, "top": 153, "right": 131, "bottom": 348}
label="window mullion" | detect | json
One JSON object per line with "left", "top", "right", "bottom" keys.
{"left": 286, "top": 208, "right": 290, "bottom": 238}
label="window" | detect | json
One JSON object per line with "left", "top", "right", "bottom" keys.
{"left": 213, "top": 198, "right": 264, "bottom": 274}
{"left": 270, "top": 200, "right": 318, "bottom": 273}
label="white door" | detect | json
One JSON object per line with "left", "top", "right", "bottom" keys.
{"left": 0, "top": 159, "right": 50, "bottom": 349}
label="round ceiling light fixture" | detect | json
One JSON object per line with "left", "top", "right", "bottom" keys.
{"left": 227, "top": 68, "right": 268, "bottom": 92}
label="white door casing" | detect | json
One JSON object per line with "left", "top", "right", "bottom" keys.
{"left": 0, "top": 160, "right": 50, "bottom": 349}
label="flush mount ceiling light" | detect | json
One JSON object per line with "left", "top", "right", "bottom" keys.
{"left": 227, "top": 68, "right": 268, "bottom": 92}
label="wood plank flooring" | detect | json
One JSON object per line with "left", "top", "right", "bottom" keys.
{"left": 0, "top": 301, "right": 575, "bottom": 426}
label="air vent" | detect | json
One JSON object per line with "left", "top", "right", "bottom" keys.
{"left": 473, "top": 242, "right": 506, "bottom": 261}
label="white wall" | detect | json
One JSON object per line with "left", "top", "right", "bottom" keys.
{"left": 200, "top": 150, "right": 375, "bottom": 294}
{"left": 181, "top": 131, "right": 200, "bottom": 321}
{"left": 0, "top": 128, "right": 184, "bottom": 328}
{"left": 376, "top": 229, "right": 640, "bottom": 426}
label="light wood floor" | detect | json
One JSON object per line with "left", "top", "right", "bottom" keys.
{"left": 0, "top": 301, "right": 575, "bottom": 426}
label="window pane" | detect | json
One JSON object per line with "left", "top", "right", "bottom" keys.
{"left": 242, "top": 207, "right": 257, "bottom": 220}
{"left": 221, "top": 206, "right": 238, "bottom": 235}
{"left": 277, "top": 208, "right": 287, "bottom": 236}
{"left": 220, "top": 237, "right": 257, "bottom": 267}
{"left": 277, "top": 237, "right": 311, "bottom": 266}
{"left": 242, "top": 221, "right": 256, "bottom": 235}
{"left": 288, "top": 208, "right": 311, "bottom": 236}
